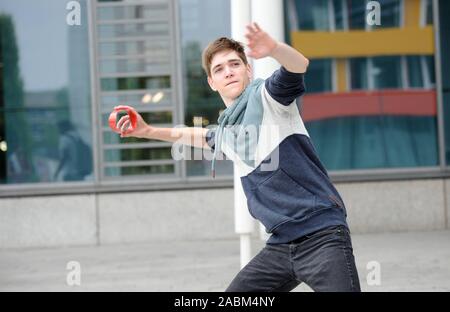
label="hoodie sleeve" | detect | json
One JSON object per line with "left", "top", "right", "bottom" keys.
{"left": 264, "top": 66, "right": 306, "bottom": 106}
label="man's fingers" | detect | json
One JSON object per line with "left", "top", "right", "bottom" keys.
{"left": 246, "top": 24, "right": 257, "bottom": 34}
{"left": 121, "top": 120, "right": 131, "bottom": 133}
{"left": 116, "top": 115, "right": 129, "bottom": 129}
{"left": 253, "top": 22, "right": 262, "bottom": 32}
{"left": 246, "top": 50, "right": 258, "bottom": 59}
{"left": 245, "top": 35, "right": 255, "bottom": 46}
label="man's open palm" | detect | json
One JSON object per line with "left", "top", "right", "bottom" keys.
{"left": 245, "top": 22, "right": 278, "bottom": 59}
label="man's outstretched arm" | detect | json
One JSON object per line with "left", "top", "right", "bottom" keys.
{"left": 245, "top": 22, "right": 309, "bottom": 73}
{"left": 115, "top": 108, "right": 212, "bottom": 149}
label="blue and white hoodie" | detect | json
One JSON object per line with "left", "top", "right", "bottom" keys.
{"left": 206, "top": 66, "right": 348, "bottom": 244}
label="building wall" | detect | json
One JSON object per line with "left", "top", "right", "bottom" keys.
{"left": 1, "top": 178, "right": 448, "bottom": 249}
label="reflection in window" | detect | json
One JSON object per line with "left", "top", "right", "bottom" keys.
{"left": 100, "top": 76, "right": 170, "bottom": 91}
{"left": 99, "top": 40, "right": 170, "bottom": 57}
{"left": 100, "top": 58, "right": 170, "bottom": 74}
{"left": 406, "top": 56, "right": 424, "bottom": 88}
{"left": 333, "top": 0, "right": 345, "bottom": 30}
{"left": 372, "top": 56, "right": 402, "bottom": 90}
{"left": 350, "top": 58, "right": 368, "bottom": 90}
{"left": 97, "top": 4, "right": 169, "bottom": 21}
{"left": 0, "top": 0, "right": 93, "bottom": 184}
{"left": 104, "top": 147, "right": 172, "bottom": 162}
{"left": 347, "top": 0, "right": 367, "bottom": 29}
{"left": 286, "top": 0, "right": 402, "bottom": 32}
{"left": 372, "top": 0, "right": 401, "bottom": 28}
{"left": 294, "top": 0, "right": 330, "bottom": 31}
{"left": 104, "top": 164, "right": 174, "bottom": 177}
{"left": 307, "top": 116, "right": 438, "bottom": 170}
{"left": 95, "top": 0, "right": 177, "bottom": 179}
{"left": 424, "top": 0, "right": 433, "bottom": 25}
{"left": 179, "top": 0, "right": 233, "bottom": 177}
{"left": 97, "top": 23, "right": 169, "bottom": 39}
{"left": 101, "top": 90, "right": 172, "bottom": 107}
{"left": 103, "top": 131, "right": 162, "bottom": 145}
{"left": 305, "top": 59, "right": 333, "bottom": 93}
{"left": 424, "top": 55, "right": 435, "bottom": 86}
{"left": 285, "top": 0, "right": 439, "bottom": 172}
{"left": 351, "top": 55, "right": 435, "bottom": 91}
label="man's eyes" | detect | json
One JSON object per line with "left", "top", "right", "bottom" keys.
{"left": 214, "top": 62, "right": 240, "bottom": 73}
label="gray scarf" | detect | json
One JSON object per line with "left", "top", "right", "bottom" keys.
{"left": 211, "top": 78, "right": 264, "bottom": 178}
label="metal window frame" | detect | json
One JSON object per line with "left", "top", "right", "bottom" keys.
{"left": 329, "top": 0, "right": 336, "bottom": 32}
{"left": 420, "top": 55, "right": 433, "bottom": 89}
{"left": 420, "top": 0, "right": 427, "bottom": 27}
{"left": 432, "top": 0, "right": 446, "bottom": 169}
{"left": 401, "top": 55, "right": 409, "bottom": 89}
{"left": 332, "top": 59, "right": 338, "bottom": 92}
{"left": 1, "top": 0, "right": 449, "bottom": 199}
{"left": 94, "top": 0, "right": 182, "bottom": 182}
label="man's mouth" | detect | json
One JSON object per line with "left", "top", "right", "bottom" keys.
{"left": 226, "top": 81, "right": 238, "bottom": 86}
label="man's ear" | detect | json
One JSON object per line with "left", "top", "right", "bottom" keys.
{"left": 207, "top": 76, "right": 217, "bottom": 92}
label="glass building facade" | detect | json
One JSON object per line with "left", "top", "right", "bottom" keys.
{"left": 285, "top": 0, "right": 442, "bottom": 171}
{"left": 0, "top": 0, "right": 448, "bottom": 196}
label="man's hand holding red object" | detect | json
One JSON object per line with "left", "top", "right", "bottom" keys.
{"left": 109, "top": 105, "right": 150, "bottom": 138}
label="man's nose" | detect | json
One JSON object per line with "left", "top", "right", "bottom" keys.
{"left": 224, "top": 66, "right": 233, "bottom": 78}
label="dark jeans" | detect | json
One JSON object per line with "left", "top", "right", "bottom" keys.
{"left": 225, "top": 225, "right": 361, "bottom": 292}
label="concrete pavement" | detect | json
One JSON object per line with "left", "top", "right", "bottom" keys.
{"left": 1, "top": 230, "right": 449, "bottom": 292}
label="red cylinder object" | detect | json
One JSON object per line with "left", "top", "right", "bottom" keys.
{"left": 108, "top": 105, "right": 138, "bottom": 135}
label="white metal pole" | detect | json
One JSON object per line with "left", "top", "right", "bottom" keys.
{"left": 251, "top": 0, "right": 285, "bottom": 79}
{"left": 231, "top": 0, "right": 255, "bottom": 269}
{"left": 251, "top": 0, "right": 285, "bottom": 241}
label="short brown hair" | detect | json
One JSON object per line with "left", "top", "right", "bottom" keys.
{"left": 202, "top": 37, "right": 248, "bottom": 77}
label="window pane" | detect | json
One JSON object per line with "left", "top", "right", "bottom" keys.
{"left": 406, "top": 56, "right": 424, "bottom": 88}
{"left": 347, "top": 0, "right": 366, "bottom": 29}
{"left": 438, "top": 0, "right": 450, "bottom": 166}
{"left": 101, "top": 90, "right": 172, "bottom": 107}
{"left": 306, "top": 116, "right": 438, "bottom": 170}
{"left": 99, "top": 58, "right": 170, "bottom": 74}
{"left": 99, "top": 40, "right": 170, "bottom": 57}
{"left": 103, "top": 131, "right": 161, "bottom": 145}
{"left": 0, "top": 0, "right": 93, "bottom": 184}
{"left": 179, "top": 0, "right": 233, "bottom": 177}
{"left": 445, "top": 93, "right": 450, "bottom": 165}
{"left": 425, "top": 0, "right": 433, "bottom": 25}
{"left": 100, "top": 76, "right": 170, "bottom": 91}
{"left": 372, "top": 56, "right": 402, "bottom": 89}
{"left": 97, "top": 4, "right": 168, "bottom": 21}
{"left": 333, "top": 0, "right": 345, "bottom": 30}
{"left": 350, "top": 57, "right": 368, "bottom": 90}
{"left": 97, "top": 22, "right": 169, "bottom": 39}
{"left": 296, "top": 0, "right": 330, "bottom": 31}
{"left": 424, "top": 55, "right": 435, "bottom": 86}
{"left": 104, "top": 147, "right": 172, "bottom": 162}
{"left": 104, "top": 164, "right": 174, "bottom": 177}
{"left": 305, "top": 59, "right": 333, "bottom": 93}
{"left": 373, "top": 0, "right": 401, "bottom": 28}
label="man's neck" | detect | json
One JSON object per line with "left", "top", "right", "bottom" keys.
{"left": 221, "top": 80, "right": 252, "bottom": 107}
{"left": 222, "top": 97, "right": 235, "bottom": 108}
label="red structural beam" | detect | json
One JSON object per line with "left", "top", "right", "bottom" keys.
{"left": 301, "top": 90, "right": 437, "bottom": 122}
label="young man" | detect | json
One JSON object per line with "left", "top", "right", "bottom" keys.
{"left": 115, "top": 23, "right": 361, "bottom": 292}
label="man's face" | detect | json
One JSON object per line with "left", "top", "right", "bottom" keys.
{"left": 207, "top": 50, "right": 252, "bottom": 106}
